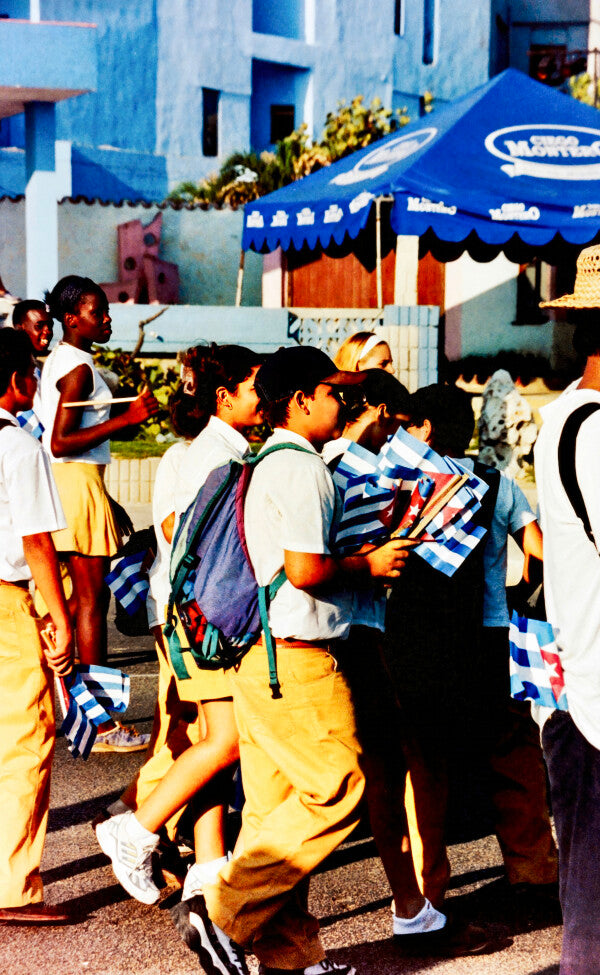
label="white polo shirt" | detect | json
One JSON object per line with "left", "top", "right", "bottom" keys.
{"left": 245, "top": 428, "right": 353, "bottom": 642}
{"left": 0, "top": 408, "right": 66, "bottom": 582}
{"left": 535, "top": 380, "right": 600, "bottom": 749}
{"left": 147, "top": 439, "right": 190, "bottom": 629}
{"left": 175, "top": 415, "right": 250, "bottom": 518}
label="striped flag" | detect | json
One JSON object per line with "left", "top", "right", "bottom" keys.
{"left": 509, "top": 612, "right": 568, "bottom": 712}
{"left": 58, "top": 664, "right": 130, "bottom": 759}
{"left": 331, "top": 429, "right": 488, "bottom": 576}
{"left": 333, "top": 442, "right": 397, "bottom": 550}
{"left": 16, "top": 409, "right": 44, "bottom": 440}
{"left": 106, "top": 551, "right": 150, "bottom": 616}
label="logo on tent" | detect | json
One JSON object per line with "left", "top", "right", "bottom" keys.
{"left": 331, "top": 128, "right": 437, "bottom": 186}
{"left": 485, "top": 124, "right": 600, "bottom": 180}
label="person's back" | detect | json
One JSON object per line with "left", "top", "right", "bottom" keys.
{"left": 535, "top": 381, "right": 600, "bottom": 743}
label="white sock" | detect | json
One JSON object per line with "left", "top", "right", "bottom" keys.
{"left": 126, "top": 812, "right": 158, "bottom": 844}
{"left": 107, "top": 799, "right": 130, "bottom": 817}
{"left": 393, "top": 898, "right": 446, "bottom": 934}
{"left": 182, "top": 855, "right": 230, "bottom": 901}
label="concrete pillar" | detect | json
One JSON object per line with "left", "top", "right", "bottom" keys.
{"left": 394, "top": 234, "right": 419, "bottom": 305}
{"left": 25, "top": 101, "right": 57, "bottom": 300}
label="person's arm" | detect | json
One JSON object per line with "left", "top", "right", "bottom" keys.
{"left": 22, "top": 532, "right": 73, "bottom": 675}
{"left": 284, "top": 538, "right": 413, "bottom": 594}
{"left": 513, "top": 521, "right": 543, "bottom": 585}
{"left": 161, "top": 511, "right": 175, "bottom": 545}
{"left": 50, "top": 364, "right": 159, "bottom": 458}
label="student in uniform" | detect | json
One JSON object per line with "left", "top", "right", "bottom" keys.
{"left": 96, "top": 345, "right": 264, "bottom": 906}
{"left": 102, "top": 387, "right": 207, "bottom": 837}
{"left": 0, "top": 329, "right": 74, "bottom": 924}
{"left": 173, "top": 346, "right": 412, "bottom": 975}
{"left": 40, "top": 275, "right": 159, "bottom": 752}
{"left": 12, "top": 299, "right": 53, "bottom": 439}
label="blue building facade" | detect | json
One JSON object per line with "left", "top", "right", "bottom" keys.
{"left": 0, "top": 1, "right": 595, "bottom": 203}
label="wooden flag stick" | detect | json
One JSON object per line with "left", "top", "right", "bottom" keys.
{"left": 63, "top": 396, "right": 138, "bottom": 408}
{"left": 405, "top": 474, "right": 469, "bottom": 539}
{"left": 391, "top": 474, "right": 469, "bottom": 541}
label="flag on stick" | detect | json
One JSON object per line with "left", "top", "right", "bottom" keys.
{"left": 332, "top": 428, "right": 488, "bottom": 576}
{"left": 509, "top": 612, "right": 568, "bottom": 711}
{"left": 106, "top": 551, "right": 149, "bottom": 616}
{"left": 59, "top": 664, "right": 131, "bottom": 759}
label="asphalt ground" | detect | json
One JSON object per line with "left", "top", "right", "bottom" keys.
{"left": 0, "top": 503, "right": 563, "bottom": 975}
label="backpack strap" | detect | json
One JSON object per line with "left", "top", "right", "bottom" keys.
{"left": 558, "top": 402, "right": 600, "bottom": 549}
{"left": 0, "top": 419, "right": 13, "bottom": 433}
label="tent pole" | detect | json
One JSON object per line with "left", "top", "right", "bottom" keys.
{"left": 375, "top": 197, "right": 383, "bottom": 309}
{"left": 235, "top": 248, "right": 245, "bottom": 307}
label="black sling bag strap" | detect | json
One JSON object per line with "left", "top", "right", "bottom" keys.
{"left": 557, "top": 402, "right": 600, "bottom": 549}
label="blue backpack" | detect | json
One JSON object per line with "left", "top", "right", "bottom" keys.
{"left": 163, "top": 442, "right": 312, "bottom": 698}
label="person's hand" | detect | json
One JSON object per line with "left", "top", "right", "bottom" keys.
{"left": 121, "top": 386, "right": 160, "bottom": 426}
{"left": 365, "top": 538, "right": 415, "bottom": 579}
{"left": 40, "top": 622, "right": 74, "bottom": 677}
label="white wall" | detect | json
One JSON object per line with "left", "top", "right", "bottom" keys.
{"left": 0, "top": 198, "right": 263, "bottom": 305}
{"left": 444, "top": 252, "right": 553, "bottom": 360}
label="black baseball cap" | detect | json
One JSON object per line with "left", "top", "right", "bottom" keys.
{"left": 255, "top": 346, "right": 365, "bottom": 403}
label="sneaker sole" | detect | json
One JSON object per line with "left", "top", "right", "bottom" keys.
{"left": 91, "top": 741, "right": 149, "bottom": 753}
{"left": 95, "top": 821, "right": 160, "bottom": 906}
{"left": 172, "top": 896, "right": 246, "bottom": 975}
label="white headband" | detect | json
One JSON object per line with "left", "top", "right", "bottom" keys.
{"left": 358, "top": 333, "right": 384, "bottom": 362}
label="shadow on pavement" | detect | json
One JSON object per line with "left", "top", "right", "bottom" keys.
{"left": 47, "top": 790, "right": 122, "bottom": 831}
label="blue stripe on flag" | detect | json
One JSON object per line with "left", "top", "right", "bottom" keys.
{"left": 509, "top": 612, "right": 568, "bottom": 711}
{"left": 16, "top": 409, "right": 44, "bottom": 440}
{"left": 106, "top": 552, "right": 150, "bottom": 616}
{"left": 60, "top": 664, "right": 131, "bottom": 759}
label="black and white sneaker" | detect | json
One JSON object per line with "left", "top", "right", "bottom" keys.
{"left": 171, "top": 894, "right": 248, "bottom": 975}
{"left": 259, "top": 959, "right": 356, "bottom": 975}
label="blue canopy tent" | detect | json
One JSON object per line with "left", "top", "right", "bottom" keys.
{"left": 241, "top": 68, "right": 600, "bottom": 303}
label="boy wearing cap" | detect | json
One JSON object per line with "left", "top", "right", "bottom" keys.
{"left": 174, "top": 346, "right": 412, "bottom": 975}
{"left": 0, "top": 329, "right": 73, "bottom": 924}
{"left": 535, "top": 246, "right": 600, "bottom": 975}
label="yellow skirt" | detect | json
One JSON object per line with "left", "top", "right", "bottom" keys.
{"left": 51, "top": 462, "right": 121, "bottom": 557}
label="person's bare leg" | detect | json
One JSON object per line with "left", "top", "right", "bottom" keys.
{"left": 361, "top": 750, "right": 426, "bottom": 918}
{"left": 67, "top": 553, "right": 110, "bottom": 665}
{"left": 134, "top": 699, "right": 239, "bottom": 834}
{"left": 193, "top": 804, "right": 227, "bottom": 863}
{"left": 68, "top": 553, "right": 114, "bottom": 731}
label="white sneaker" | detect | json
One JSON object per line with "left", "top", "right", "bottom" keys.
{"left": 182, "top": 855, "right": 230, "bottom": 902}
{"left": 171, "top": 894, "right": 248, "bottom": 975}
{"left": 305, "top": 962, "right": 356, "bottom": 975}
{"left": 96, "top": 812, "right": 160, "bottom": 905}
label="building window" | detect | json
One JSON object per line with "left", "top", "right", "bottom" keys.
{"left": 202, "top": 88, "right": 219, "bottom": 157}
{"left": 422, "top": 0, "right": 437, "bottom": 65}
{"left": 270, "top": 104, "right": 295, "bottom": 143}
{"left": 513, "top": 259, "right": 577, "bottom": 325}
{"left": 394, "top": 0, "right": 404, "bottom": 36}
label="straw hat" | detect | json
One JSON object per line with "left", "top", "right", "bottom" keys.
{"left": 541, "top": 243, "right": 600, "bottom": 308}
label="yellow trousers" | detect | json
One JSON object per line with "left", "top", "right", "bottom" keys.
{"left": 0, "top": 585, "right": 54, "bottom": 907}
{"left": 203, "top": 640, "right": 365, "bottom": 970}
{"left": 121, "top": 635, "right": 204, "bottom": 839}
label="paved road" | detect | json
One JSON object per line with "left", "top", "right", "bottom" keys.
{"left": 1, "top": 505, "right": 562, "bottom": 975}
